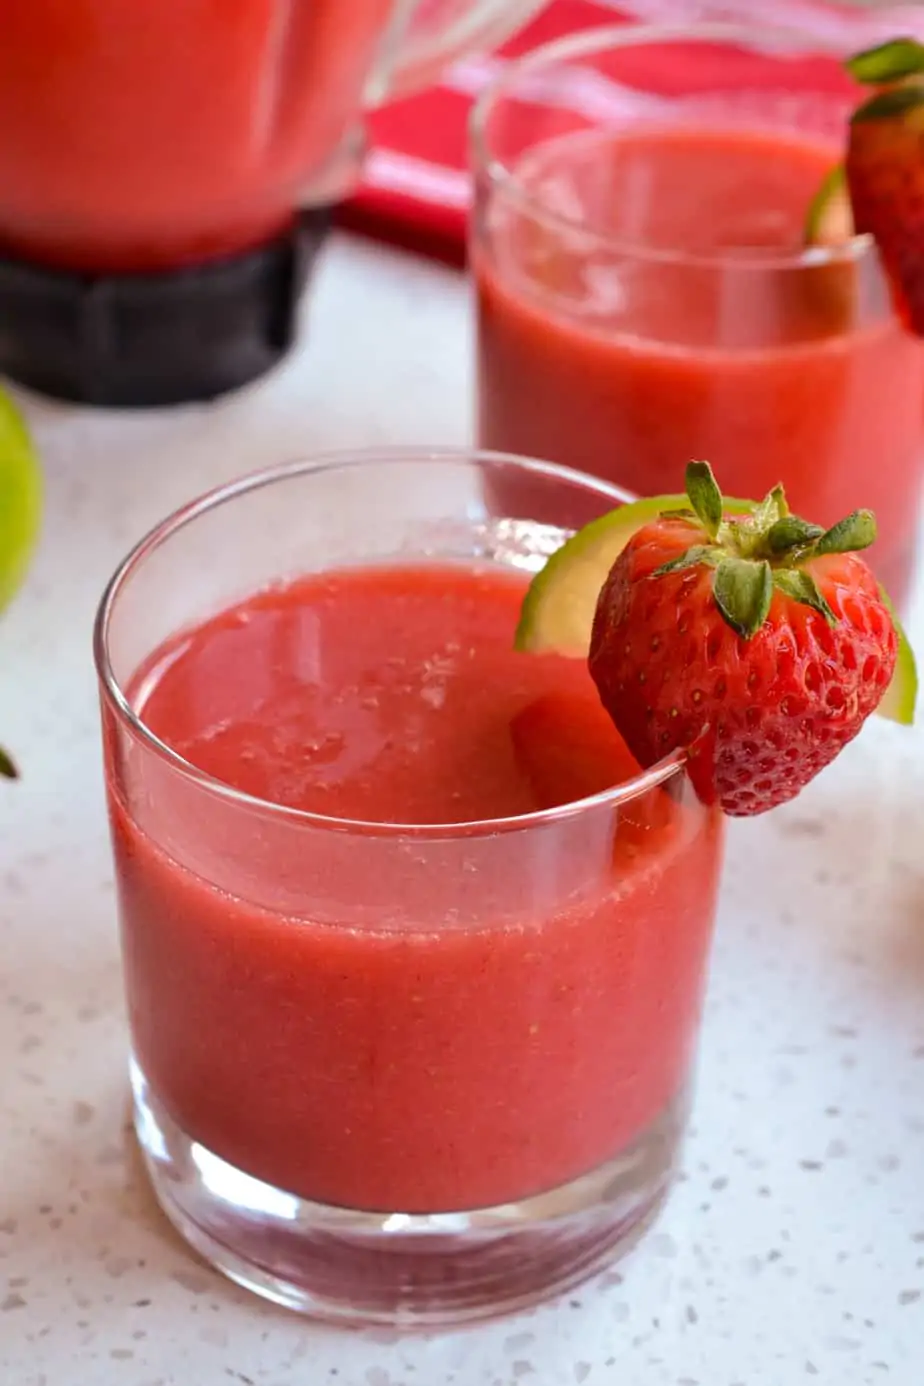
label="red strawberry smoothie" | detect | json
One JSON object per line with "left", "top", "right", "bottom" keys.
{"left": 476, "top": 125, "right": 924, "bottom": 603}
{"left": 108, "top": 562, "right": 722, "bottom": 1213}
{"left": 0, "top": 0, "right": 395, "bottom": 271}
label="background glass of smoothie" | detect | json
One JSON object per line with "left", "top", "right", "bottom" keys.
{"left": 95, "top": 449, "right": 723, "bottom": 1325}
{"left": 472, "top": 23, "right": 924, "bottom": 606}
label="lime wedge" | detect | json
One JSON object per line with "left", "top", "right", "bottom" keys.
{"left": 876, "top": 587, "right": 917, "bottom": 726}
{"left": 515, "top": 493, "right": 916, "bottom": 727}
{"left": 515, "top": 493, "right": 751, "bottom": 656}
{"left": 878, "top": 622, "right": 917, "bottom": 724}
{"left": 0, "top": 388, "right": 41, "bottom": 613}
{"left": 516, "top": 494, "right": 678, "bottom": 656}
{"left": 804, "top": 164, "right": 854, "bottom": 247}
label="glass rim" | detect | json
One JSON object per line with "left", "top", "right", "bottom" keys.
{"left": 470, "top": 19, "right": 876, "bottom": 274}
{"left": 94, "top": 446, "right": 690, "bottom": 840}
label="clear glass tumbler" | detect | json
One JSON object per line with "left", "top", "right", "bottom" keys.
{"left": 94, "top": 448, "right": 724, "bottom": 1326}
{"left": 471, "top": 23, "right": 924, "bottom": 606}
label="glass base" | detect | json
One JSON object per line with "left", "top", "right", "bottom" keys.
{"left": 132, "top": 1057, "right": 686, "bottom": 1327}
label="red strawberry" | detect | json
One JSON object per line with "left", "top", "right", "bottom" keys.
{"left": 842, "top": 38, "right": 924, "bottom": 334}
{"left": 588, "top": 462, "right": 898, "bottom": 817}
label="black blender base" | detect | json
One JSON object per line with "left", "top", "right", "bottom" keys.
{"left": 0, "top": 209, "right": 331, "bottom": 408}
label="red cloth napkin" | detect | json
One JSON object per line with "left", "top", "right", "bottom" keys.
{"left": 339, "top": 1, "right": 629, "bottom": 265}
{"left": 339, "top": 0, "right": 924, "bottom": 266}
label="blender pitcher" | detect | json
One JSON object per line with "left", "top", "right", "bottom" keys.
{"left": 0, "top": 0, "right": 544, "bottom": 407}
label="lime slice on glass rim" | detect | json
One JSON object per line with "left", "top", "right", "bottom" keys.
{"left": 804, "top": 164, "right": 855, "bottom": 248}
{"left": 515, "top": 492, "right": 917, "bottom": 726}
{"left": 0, "top": 388, "right": 42, "bottom": 778}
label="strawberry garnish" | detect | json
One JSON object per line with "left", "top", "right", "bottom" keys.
{"left": 588, "top": 462, "right": 898, "bottom": 816}
{"left": 847, "top": 91, "right": 924, "bottom": 333}
{"left": 830, "top": 37, "right": 924, "bottom": 333}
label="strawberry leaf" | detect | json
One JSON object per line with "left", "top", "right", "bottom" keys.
{"left": 653, "top": 544, "right": 720, "bottom": 577}
{"left": 813, "top": 509, "right": 877, "bottom": 556}
{"left": 713, "top": 557, "right": 773, "bottom": 639}
{"left": 851, "top": 82, "right": 924, "bottom": 123}
{"left": 773, "top": 569, "right": 837, "bottom": 626}
{"left": 847, "top": 37, "right": 924, "bottom": 86}
{"left": 766, "top": 516, "right": 825, "bottom": 554}
{"left": 751, "top": 483, "right": 789, "bottom": 531}
{"left": 685, "top": 461, "right": 723, "bottom": 540}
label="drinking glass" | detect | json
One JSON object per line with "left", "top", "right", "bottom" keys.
{"left": 471, "top": 23, "right": 924, "bottom": 605}
{"left": 95, "top": 448, "right": 724, "bottom": 1326}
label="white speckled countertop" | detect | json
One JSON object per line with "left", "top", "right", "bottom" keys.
{"left": 2, "top": 233, "right": 923, "bottom": 1386}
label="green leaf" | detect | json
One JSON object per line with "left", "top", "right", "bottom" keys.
{"left": 773, "top": 569, "right": 837, "bottom": 626}
{"left": 0, "top": 745, "right": 18, "bottom": 778}
{"left": 851, "top": 82, "right": 924, "bottom": 123}
{"left": 653, "top": 544, "right": 720, "bottom": 577}
{"left": 684, "top": 461, "right": 723, "bottom": 540}
{"left": 813, "top": 508, "right": 877, "bottom": 556}
{"left": 766, "top": 516, "right": 825, "bottom": 554}
{"left": 847, "top": 37, "right": 924, "bottom": 86}
{"left": 713, "top": 557, "right": 773, "bottom": 639}
{"left": 751, "top": 482, "right": 789, "bottom": 531}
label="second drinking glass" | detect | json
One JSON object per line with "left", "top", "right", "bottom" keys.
{"left": 471, "top": 22, "right": 924, "bottom": 604}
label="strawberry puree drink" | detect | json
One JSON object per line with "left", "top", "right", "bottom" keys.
{"left": 95, "top": 451, "right": 723, "bottom": 1325}
{"left": 0, "top": 0, "right": 547, "bottom": 406}
{"left": 472, "top": 25, "right": 924, "bottom": 605}
{"left": 118, "top": 565, "right": 719, "bottom": 1213}
{"left": 0, "top": 0, "right": 392, "bottom": 272}
{"left": 0, "top": 0, "right": 543, "bottom": 272}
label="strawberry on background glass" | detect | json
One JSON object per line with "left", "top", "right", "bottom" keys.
{"left": 805, "top": 36, "right": 924, "bottom": 340}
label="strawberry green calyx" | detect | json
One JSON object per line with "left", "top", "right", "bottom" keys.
{"left": 653, "top": 461, "right": 876, "bottom": 640}
{"left": 851, "top": 81, "right": 924, "bottom": 125}
{"left": 0, "top": 746, "right": 17, "bottom": 779}
{"left": 847, "top": 37, "right": 924, "bottom": 87}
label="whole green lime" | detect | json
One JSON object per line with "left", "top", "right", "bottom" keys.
{"left": 0, "top": 388, "right": 41, "bottom": 613}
